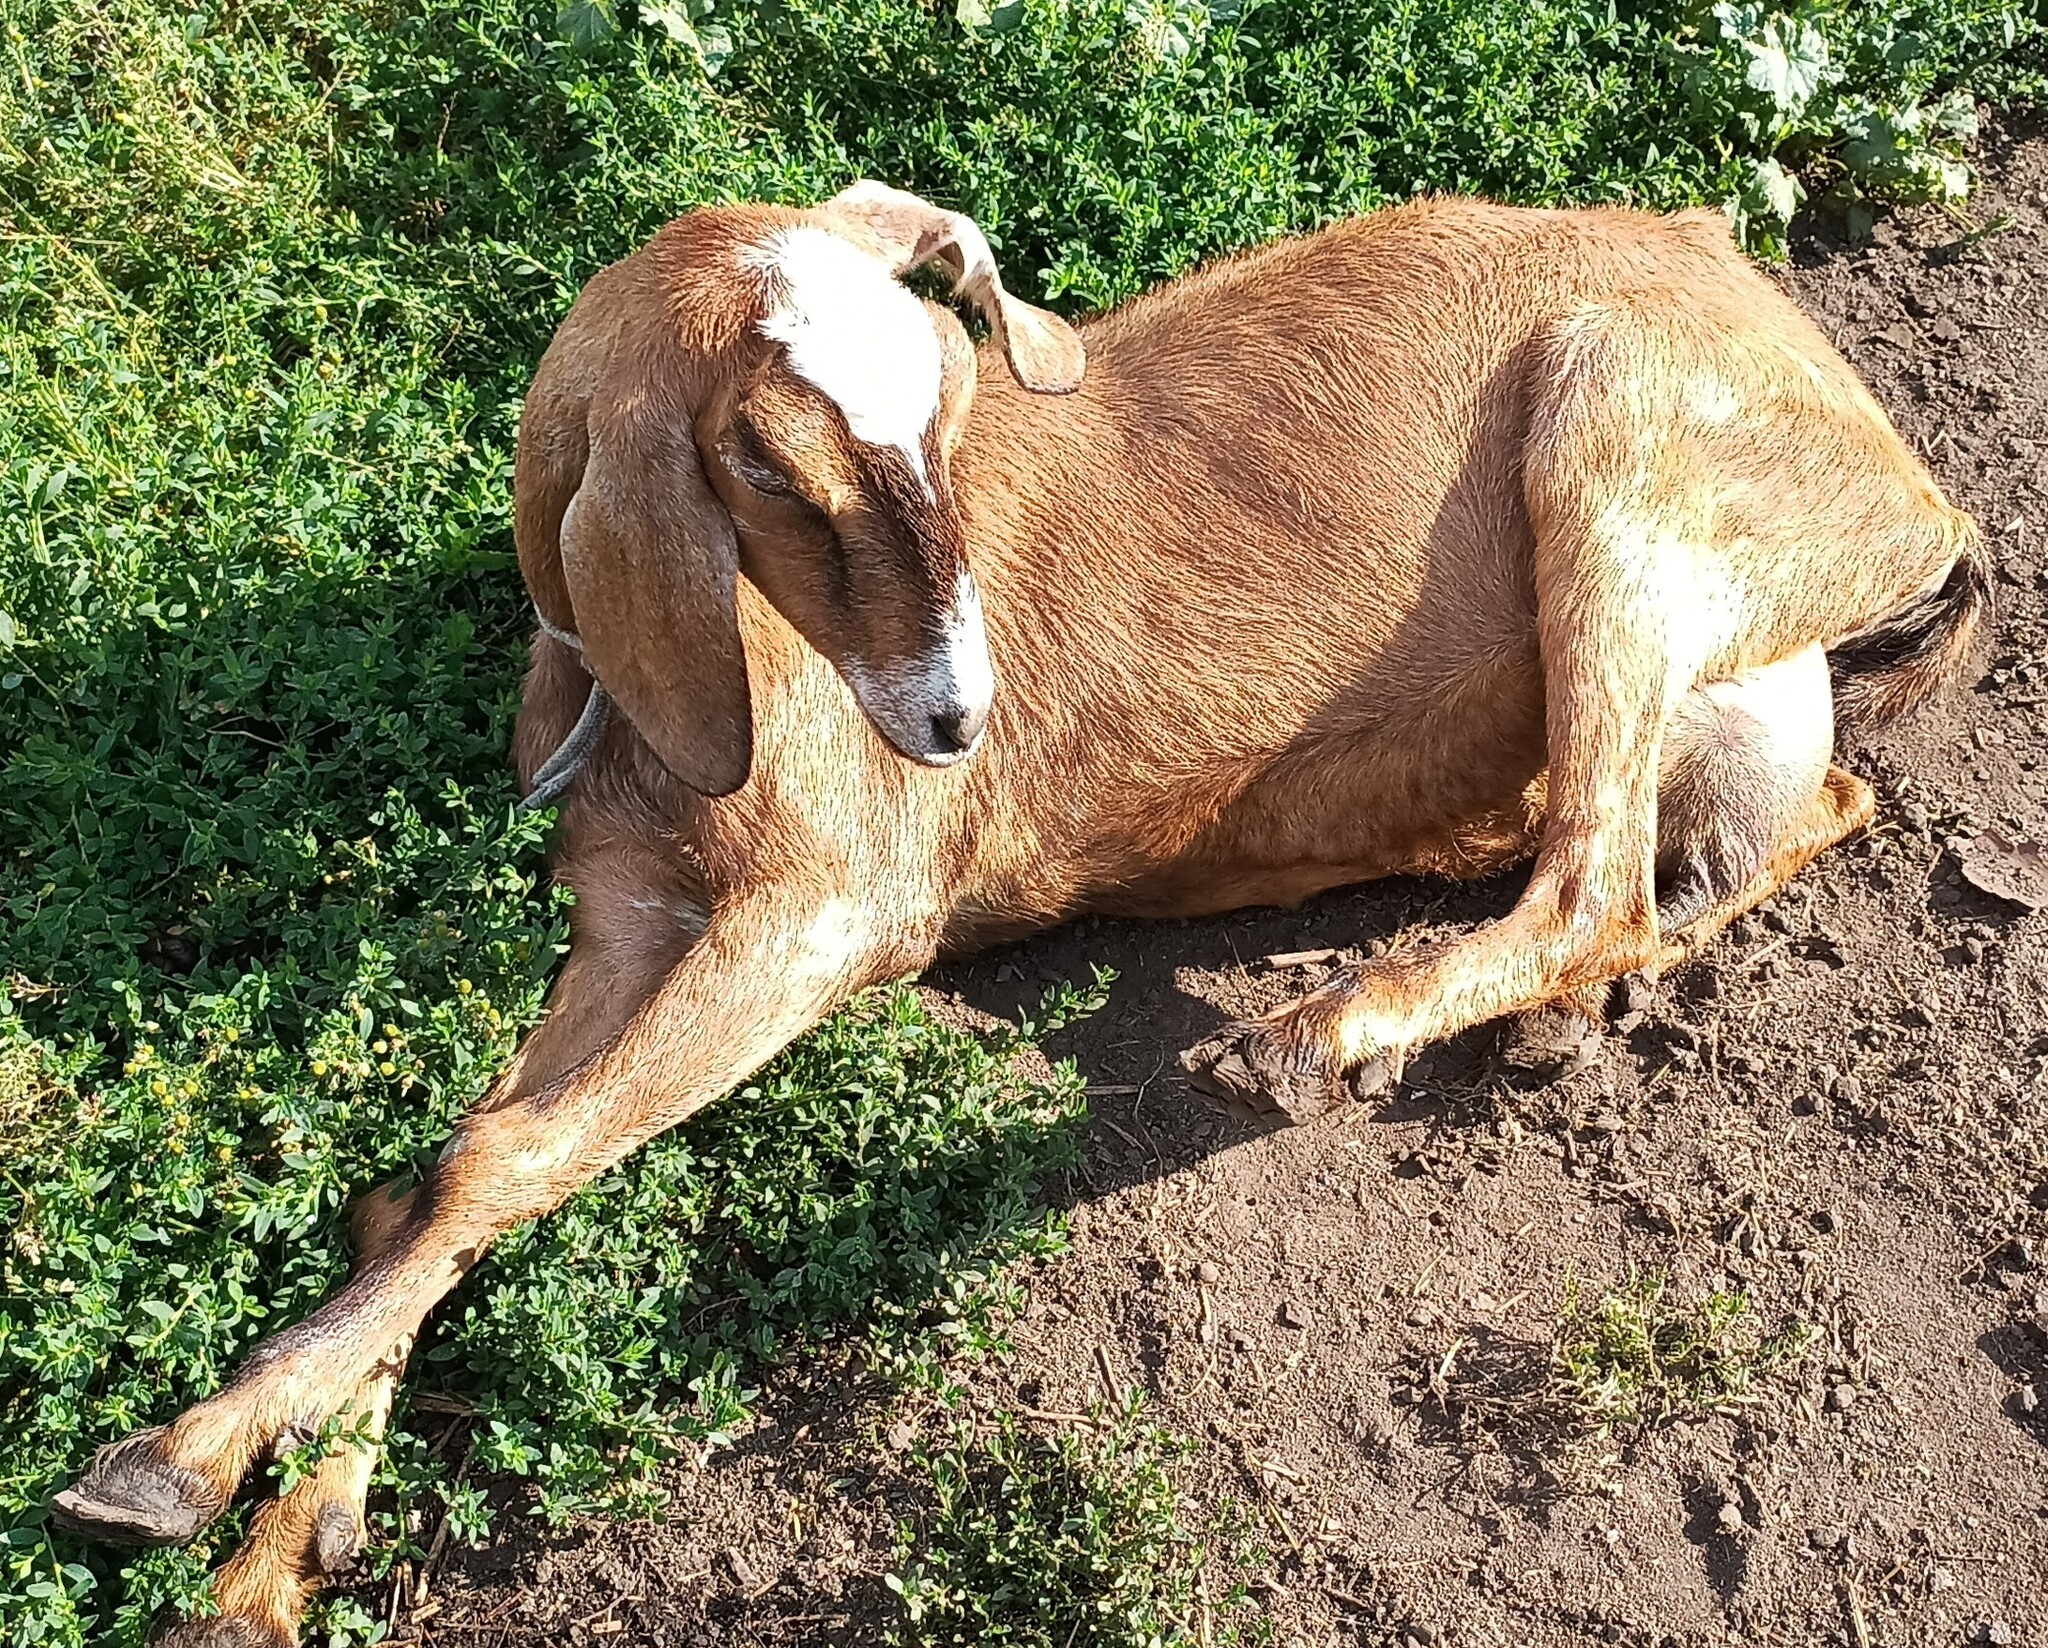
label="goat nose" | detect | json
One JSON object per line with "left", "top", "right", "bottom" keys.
{"left": 929, "top": 701, "right": 989, "bottom": 755}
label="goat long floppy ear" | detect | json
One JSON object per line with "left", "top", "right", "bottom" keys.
{"left": 557, "top": 418, "right": 753, "bottom": 796}
{"left": 819, "top": 181, "right": 1085, "bottom": 395}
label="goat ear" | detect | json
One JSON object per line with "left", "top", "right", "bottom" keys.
{"left": 820, "top": 181, "right": 1085, "bottom": 395}
{"left": 557, "top": 424, "right": 753, "bottom": 796}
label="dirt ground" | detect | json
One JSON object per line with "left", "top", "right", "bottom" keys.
{"left": 395, "top": 118, "right": 2048, "bottom": 1648}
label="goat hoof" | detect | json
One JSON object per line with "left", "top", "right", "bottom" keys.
{"left": 1181, "top": 1026, "right": 1349, "bottom": 1125}
{"left": 313, "top": 1500, "right": 364, "bottom": 1577}
{"left": 1496, "top": 1001, "right": 1601, "bottom": 1081}
{"left": 1608, "top": 969, "right": 1656, "bottom": 1022}
{"left": 1349, "top": 1052, "right": 1398, "bottom": 1100}
{"left": 156, "top": 1615, "right": 293, "bottom": 1648}
{"left": 51, "top": 1427, "right": 229, "bottom": 1547}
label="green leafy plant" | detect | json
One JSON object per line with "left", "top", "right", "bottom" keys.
{"left": 884, "top": 1396, "right": 1266, "bottom": 1647}
{"left": 1550, "top": 1270, "right": 1816, "bottom": 1434}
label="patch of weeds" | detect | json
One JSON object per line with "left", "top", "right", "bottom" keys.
{"left": 884, "top": 1395, "right": 1267, "bottom": 1647}
{"left": 4, "top": 975, "right": 1101, "bottom": 1648}
{"left": 1426, "top": 1272, "right": 1815, "bottom": 1463}
{"left": 1552, "top": 1271, "right": 1815, "bottom": 1431}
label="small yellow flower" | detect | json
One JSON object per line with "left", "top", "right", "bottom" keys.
{"left": 383, "top": 1024, "right": 400, "bottom": 1041}
{"left": 457, "top": 979, "right": 473, "bottom": 995}
{"left": 372, "top": 1039, "right": 388, "bottom": 1055}
{"left": 310, "top": 1060, "right": 329, "bottom": 1078}
{"left": 223, "top": 1027, "right": 239, "bottom": 1043}
{"left": 378, "top": 1061, "right": 396, "bottom": 1078}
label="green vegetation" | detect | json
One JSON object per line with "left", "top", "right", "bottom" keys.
{"left": 1, "top": 0, "right": 2041, "bottom": 1644}
{"left": 885, "top": 1397, "right": 1265, "bottom": 1648}
{"left": 1551, "top": 1271, "right": 1816, "bottom": 1434}
{"left": 1433, "top": 1272, "right": 1815, "bottom": 1461}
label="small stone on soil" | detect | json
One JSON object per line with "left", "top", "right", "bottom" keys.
{"left": 1827, "top": 1383, "right": 1859, "bottom": 1412}
{"left": 1197, "top": 1259, "right": 1220, "bottom": 1285}
{"left": 1808, "top": 1525, "right": 1846, "bottom": 1551}
{"left": 1716, "top": 1500, "right": 1744, "bottom": 1535}
{"left": 2014, "top": 1382, "right": 2039, "bottom": 1416}
{"left": 1280, "top": 1299, "right": 1311, "bottom": 1329}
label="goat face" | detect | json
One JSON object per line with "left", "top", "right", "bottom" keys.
{"left": 707, "top": 250, "right": 996, "bottom": 767}
{"left": 525, "top": 185, "right": 1084, "bottom": 798}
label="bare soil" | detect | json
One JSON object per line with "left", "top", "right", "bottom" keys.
{"left": 394, "top": 118, "right": 2048, "bottom": 1648}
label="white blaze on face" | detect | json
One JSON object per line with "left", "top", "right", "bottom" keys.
{"left": 745, "top": 224, "right": 942, "bottom": 492}
{"left": 937, "top": 568, "right": 995, "bottom": 727}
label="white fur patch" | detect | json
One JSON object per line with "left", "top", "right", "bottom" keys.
{"left": 745, "top": 225, "right": 941, "bottom": 491}
{"left": 627, "top": 896, "right": 710, "bottom": 937}
{"left": 1686, "top": 374, "right": 1742, "bottom": 424}
{"left": 936, "top": 569, "right": 996, "bottom": 729}
{"left": 1698, "top": 643, "right": 1832, "bottom": 779}
{"left": 798, "top": 896, "right": 870, "bottom": 977}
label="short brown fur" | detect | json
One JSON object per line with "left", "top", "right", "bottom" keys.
{"left": 55, "top": 190, "right": 1980, "bottom": 1645}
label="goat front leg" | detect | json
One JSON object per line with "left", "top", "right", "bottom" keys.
{"left": 55, "top": 876, "right": 912, "bottom": 1556}
{"left": 144, "top": 903, "right": 695, "bottom": 1647}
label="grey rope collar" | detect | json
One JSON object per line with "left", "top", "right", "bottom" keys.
{"left": 519, "top": 611, "right": 611, "bottom": 812}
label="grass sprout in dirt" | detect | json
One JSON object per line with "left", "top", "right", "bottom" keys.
{"left": 1423, "top": 1273, "right": 1815, "bottom": 1462}
{"left": 1550, "top": 1272, "right": 1815, "bottom": 1433}
{"left": 884, "top": 1396, "right": 1267, "bottom": 1648}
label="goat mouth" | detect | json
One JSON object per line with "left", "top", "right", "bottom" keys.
{"left": 866, "top": 708, "right": 987, "bottom": 768}
{"left": 841, "top": 642, "right": 995, "bottom": 769}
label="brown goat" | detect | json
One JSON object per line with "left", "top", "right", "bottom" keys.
{"left": 55, "top": 183, "right": 1985, "bottom": 1645}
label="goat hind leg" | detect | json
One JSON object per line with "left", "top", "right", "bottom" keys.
{"left": 1498, "top": 642, "right": 1842, "bottom": 1071}
{"left": 1185, "top": 465, "right": 1706, "bottom": 1123}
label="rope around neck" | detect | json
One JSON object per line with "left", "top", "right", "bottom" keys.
{"left": 518, "top": 612, "right": 611, "bottom": 812}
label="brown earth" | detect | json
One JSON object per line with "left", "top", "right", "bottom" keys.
{"left": 390, "top": 118, "right": 2048, "bottom": 1648}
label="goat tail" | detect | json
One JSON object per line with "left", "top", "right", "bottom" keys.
{"left": 1828, "top": 521, "right": 1991, "bottom": 740}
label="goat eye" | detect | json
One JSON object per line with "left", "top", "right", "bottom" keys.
{"left": 725, "top": 421, "right": 794, "bottom": 496}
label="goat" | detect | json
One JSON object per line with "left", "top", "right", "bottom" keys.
{"left": 54, "top": 182, "right": 1985, "bottom": 1645}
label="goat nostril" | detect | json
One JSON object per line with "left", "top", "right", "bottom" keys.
{"left": 929, "top": 703, "right": 989, "bottom": 755}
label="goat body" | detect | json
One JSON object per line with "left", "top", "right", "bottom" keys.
{"left": 524, "top": 198, "right": 1967, "bottom": 946}
{"left": 56, "top": 191, "right": 1982, "bottom": 1648}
